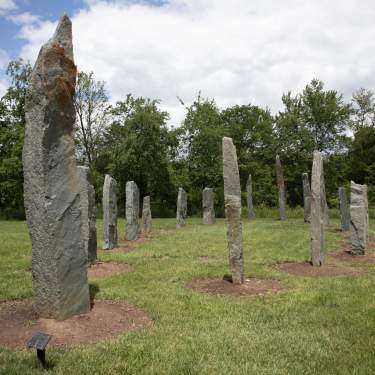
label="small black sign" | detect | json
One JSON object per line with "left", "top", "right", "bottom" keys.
{"left": 27, "top": 332, "right": 51, "bottom": 350}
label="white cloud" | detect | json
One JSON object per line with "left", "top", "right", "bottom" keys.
{"left": 0, "top": 0, "right": 16, "bottom": 15}
{"left": 7, "top": 11, "right": 40, "bottom": 25}
{"left": 15, "top": 0, "right": 375, "bottom": 125}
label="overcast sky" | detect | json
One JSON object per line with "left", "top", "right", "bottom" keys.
{"left": 1, "top": 0, "right": 375, "bottom": 126}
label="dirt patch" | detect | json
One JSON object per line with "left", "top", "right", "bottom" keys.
{"left": 331, "top": 250, "right": 375, "bottom": 264}
{"left": 198, "top": 256, "right": 211, "bottom": 264}
{"left": 0, "top": 299, "right": 150, "bottom": 350}
{"left": 188, "top": 277, "right": 283, "bottom": 296}
{"left": 274, "top": 261, "right": 362, "bottom": 277}
{"left": 88, "top": 262, "right": 130, "bottom": 279}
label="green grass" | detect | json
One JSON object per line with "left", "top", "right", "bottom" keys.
{"left": 0, "top": 217, "right": 375, "bottom": 374}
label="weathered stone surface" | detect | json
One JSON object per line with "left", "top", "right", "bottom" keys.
{"left": 246, "top": 174, "right": 255, "bottom": 220}
{"left": 202, "top": 187, "right": 216, "bottom": 224}
{"left": 310, "top": 151, "right": 325, "bottom": 266}
{"left": 142, "top": 196, "right": 152, "bottom": 233}
{"left": 350, "top": 182, "right": 367, "bottom": 255}
{"left": 22, "top": 15, "right": 90, "bottom": 319}
{"left": 103, "top": 174, "right": 118, "bottom": 250}
{"left": 275, "top": 155, "right": 286, "bottom": 221}
{"left": 176, "top": 187, "right": 187, "bottom": 228}
{"left": 223, "top": 137, "right": 244, "bottom": 284}
{"left": 125, "top": 181, "right": 140, "bottom": 241}
{"left": 338, "top": 187, "right": 350, "bottom": 231}
{"left": 302, "top": 173, "right": 311, "bottom": 223}
{"left": 363, "top": 184, "right": 369, "bottom": 244}
{"left": 77, "top": 166, "right": 97, "bottom": 265}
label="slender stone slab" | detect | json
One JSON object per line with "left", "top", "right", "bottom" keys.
{"left": 77, "top": 166, "right": 97, "bottom": 265}
{"left": 363, "top": 184, "right": 369, "bottom": 244}
{"left": 202, "top": 187, "right": 216, "bottom": 224}
{"left": 103, "top": 174, "right": 118, "bottom": 250}
{"left": 223, "top": 137, "right": 244, "bottom": 284}
{"left": 176, "top": 187, "right": 187, "bottom": 228}
{"left": 350, "top": 182, "right": 367, "bottom": 255}
{"left": 338, "top": 187, "right": 350, "bottom": 231}
{"left": 276, "top": 155, "right": 286, "bottom": 221}
{"left": 246, "top": 174, "right": 255, "bottom": 220}
{"left": 310, "top": 151, "right": 325, "bottom": 266}
{"left": 302, "top": 173, "right": 311, "bottom": 223}
{"left": 142, "top": 196, "right": 152, "bottom": 233}
{"left": 22, "top": 15, "right": 90, "bottom": 319}
{"left": 125, "top": 181, "right": 140, "bottom": 241}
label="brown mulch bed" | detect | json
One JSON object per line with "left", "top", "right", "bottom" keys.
{"left": 274, "top": 261, "right": 362, "bottom": 277}
{"left": 88, "top": 262, "right": 130, "bottom": 279}
{"left": 188, "top": 277, "right": 283, "bottom": 296}
{"left": 0, "top": 299, "right": 150, "bottom": 350}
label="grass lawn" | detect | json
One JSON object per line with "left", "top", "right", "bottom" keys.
{"left": 0, "top": 217, "right": 374, "bottom": 374}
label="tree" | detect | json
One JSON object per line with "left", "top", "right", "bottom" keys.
{"left": 0, "top": 59, "right": 32, "bottom": 218}
{"left": 74, "top": 71, "right": 110, "bottom": 167}
{"left": 350, "top": 88, "right": 375, "bottom": 130}
{"left": 101, "top": 94, "right": 174, "bottom": 216}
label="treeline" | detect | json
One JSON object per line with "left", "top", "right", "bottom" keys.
{"left": 1, "top": 59, "right": 375, "bottom": 219}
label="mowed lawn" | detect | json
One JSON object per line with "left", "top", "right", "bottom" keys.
{"left": 0, "top": 217, "right": 375, "bottom": 375}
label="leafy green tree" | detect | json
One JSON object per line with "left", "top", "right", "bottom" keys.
{"left": 350, "top": 88, "right": 375, "bottom": 130}
{"left": 0, "top": 59, "right": 31, "bottom": 218}
{"left": 101, "top": 95, "right": 174, "bottom": 216}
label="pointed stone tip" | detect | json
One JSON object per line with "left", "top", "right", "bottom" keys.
{"left": 52, "top": 14, "right": 73, "bottom": 60}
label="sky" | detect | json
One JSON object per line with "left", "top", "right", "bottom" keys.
{"left": 1, "top": 0, "right": 375, "bottom": 126}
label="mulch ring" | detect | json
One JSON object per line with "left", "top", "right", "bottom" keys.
{"left": 98, "top": 233, "right": 158, "bottom": 253}
{"left": 188, "top": 277, "right": 283, "bottom": 296}
{"left": 0, "top": 299, "right": 151, "bottom": 350}
{"left": 88, "top": 262, "right": 131, "bottom": 279}
{"left": 274, "top": 261, "right": 363, "bottom": 277}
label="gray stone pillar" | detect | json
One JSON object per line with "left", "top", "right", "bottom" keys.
{"left": 223, "top": 137, "right": 244, "bottom": 284}
{"left": 176, "top": 187, "right": 187, "bottom": 228}
{"left": 302, "top": 173, "right": 311, "bottom": 223}
{"left": 246, "top": 174, "right": 255, "bottom": 220}
{"left": 350, "top": 182, "right": 367, "bottom": 255}
{"left": 310, "top": 150, "right": 325, "bottom": 266}
{"left": 142, "top": 195, "right": 152, "bottom": 234}
{"left": 103, "top": 174, "right": 118, "bottom": 250}
{"left": 276, "top": 155, "right": 286, "bottom": 220}
{"left": 125, "top": 181, "right": 140, "bottom": 241}
{"left": 202, "top": 187, "right": 216, "bottom": 224}
{"left": 363, "top": 184, "right": 369, "bottom": 244}
{"left": 22, "top": 15, "right": 90, "bottom": 319}
{"left": 77, "top": 166, "right": 97, "bottom": 265}
{"left": 338, "top": 187, "right": 350, "bottom": 231}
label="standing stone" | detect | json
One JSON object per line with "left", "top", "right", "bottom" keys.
{"left": 103, "top": 174, "right": 118, "bottom": 250}
{"left": 302, "top": 173, "right": 311, "bottom": 223}
{"left": 223, "top": 137, "right": 244, "bottom": 284}
{"left": 338, "top": 187, "right": 350, "bottom": 231}
{"left": 142, "top": 196, "right": 152, "bottom": 234}
{"left": 202, "top": 187, "right": 216, "bottom": 224}
{"left": 22, "top": 15, "right": 90, "bottom": 319}
{"left": 310, "top": 151, "right": 325, "bottom": 266}
{"left": 350, "top": 181, "right": 367, "bottom": 255}
{"left": 246, "top": 174, "right": 255, "bottom": 220}
{"left": 77, "top": 166, "right": 97, "bottom": 265}
{"left": 176, "top": 187, "right": 187, "bottom": 228}
{"left": 276, "top": 155, "right": 286, "bottom": 221}
{"left": 125, "top": 181, "right": 140, "bottom": 241}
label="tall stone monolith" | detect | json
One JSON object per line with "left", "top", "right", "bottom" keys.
{"left": 77, "top": 166, "right": 97, "bottom": 265}
{"left": 202, "top": 187, "right": 215, "bottom": 224}
{"left": 246, "top": 174, "right": 255, "bottom": 220}
{"left": 142, "top": 196, "right": 152, "bottom": 234}
{"left": 310, "top": 151, "right": 325, "bottom": 266}
{"left": 22, "top": 15, "right": 90, "bottom": 319}
{"left": 276, "top": 155, "right": 286, "bottom": 221}
{"left": 176, "top": 187, "right": 187, "bottom": 228}
{"left": 103, "top": 174, "right": 118, "bottom": 250}
{"left": 302, "top": 173, "right": 311, "bottom": 223}
{"left": 223, "top": 137, "right": 244, "bottom": 284}
{"left": 338, "top": 187, "right": 350, "bottom": 231}
{"left": 125, "top": 181, "right": 140, "bottom": 241}
{"left": 350, "top": 182, "right": 367, "bottom": 255}
{"left": 363, "top": 184, "right": 369, "bottom": 244}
